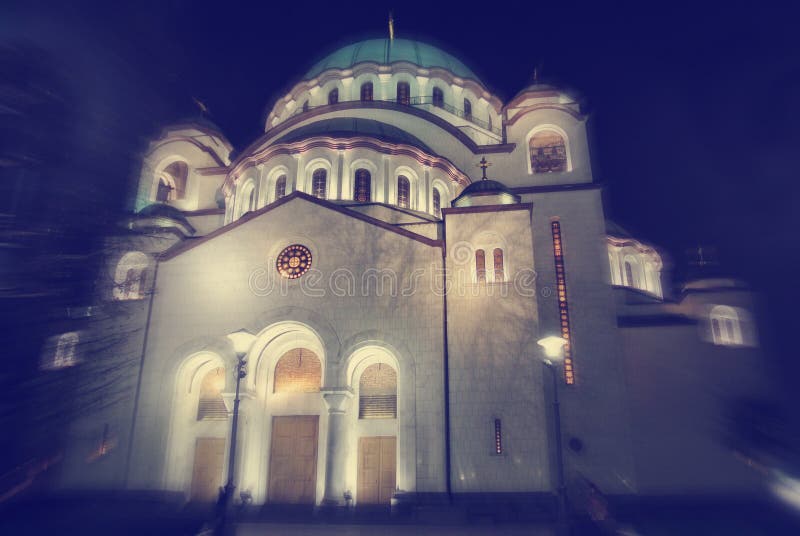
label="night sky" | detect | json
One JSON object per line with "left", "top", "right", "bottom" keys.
{"left": 3, "top": 1, "right": 799, "bottom": 387}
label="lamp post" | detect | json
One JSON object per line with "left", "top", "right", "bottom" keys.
{"left": 219, "top": 329, "right": 256, "bottom": 534}
{"left": 537, "top": 335, "right": 568, "bottom": 536}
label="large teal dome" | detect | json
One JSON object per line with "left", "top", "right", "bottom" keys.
{"left": 304, "top": 38, "right": 480, "bottom": 83}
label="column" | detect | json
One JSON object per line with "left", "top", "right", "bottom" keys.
{"left": 321, "top": 388, "right": 353, "bottom": 506}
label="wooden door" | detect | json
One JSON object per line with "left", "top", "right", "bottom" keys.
{"left": 267, "top": 416, "right": 318, "bottom": 503}
{"left": 190, "top": 437, "right": 225, "bottom": 502}
{"left": 357, "top": 436, "right": 396, "bottom": 504}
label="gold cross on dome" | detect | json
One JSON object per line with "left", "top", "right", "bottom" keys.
{"left": 477, "top": 157, "right": 492, "bottom": 180}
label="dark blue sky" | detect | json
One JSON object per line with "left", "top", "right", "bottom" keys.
{"left": 3, "top": 1, "right": 799, "bottom": 377}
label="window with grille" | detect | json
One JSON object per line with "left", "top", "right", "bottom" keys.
{"left": 197, "top": 367, "right": 227, "bottom": 420}
{"left": 359, "top": 363, "right": 397, "bottom": 419}
{"left": 328, "top": 88, "right": 339, "bottom": 105}
{"left": 433, "top": 188, "right": 441, "bottom": 218}
{"left": 397, "top": 176, "right": 410, "bottom": 208}
{"left": 475, "top": 249, "right": 486, "bottom": 283}
{"left": 312, "top": 169, "right": 327, "bottom": 199}
{"left": 354, "top": 169, "right": 371, "bottom": 202}
{"left": 361, "top": 82, "right": 373, "bottom": 102}
{"left": 530, "top": 131, "right": 567, "bottom": 173}
{"left": 275, "top": 175, "right": 287, "bottom": 200}
{"left": 397, "top": 82, "right": 410, "bottom": 105}
{"left": 274, "top": 348, "right": 322, "bottom": 393}
{"left": 432, "top": 87, "right": 444, "bottom": 108}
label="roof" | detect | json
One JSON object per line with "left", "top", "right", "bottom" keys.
{"left": 452, "top": 178, "right": 520, "bottom": 206}
{"left": 136, "top": 203, "right": 194, "bottom": 233}
{"left": 273, "top": 118, "right": 433, "bottom": 153}
{"left": 304, "top": 38, "right": 480, "bottom": 83}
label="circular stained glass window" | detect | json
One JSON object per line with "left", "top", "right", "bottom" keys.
{"left": 276, "top": 244, "right": 312, "bottom": 279}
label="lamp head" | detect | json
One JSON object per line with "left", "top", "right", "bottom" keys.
{"left": 537, "top": 335, "right": 567, "bottom": 361}
{"left": 227, "top": 329, "right": 256, "bottom": 356}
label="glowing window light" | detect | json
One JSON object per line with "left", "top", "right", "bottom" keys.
{"left": 494, "top": 418, "right": 503, "bottom": 454}
{"left": 551, "top": 221, "right": 575, "bottom": 384}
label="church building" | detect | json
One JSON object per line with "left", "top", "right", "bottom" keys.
{"left": 50, "top": 36, "right": 769, "bottom": 510}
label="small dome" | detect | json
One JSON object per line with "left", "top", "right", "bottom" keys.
{"left": 452, "top": 179, "right": 520, "bottom": 208}
{"left": 135, "top": 203, "right": 195, "bottom": 234}
{"left": 305, "top": 38, "right": 480, "bottom": 83}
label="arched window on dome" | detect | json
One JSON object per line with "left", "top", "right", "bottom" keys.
{"left": 360, "top": 82, "right": 373, "bottom": 102}
{"left": 359, "top": 363, "right": 397, "bottom": 419}
{"left": 197, "top": 367, "right": 227, "bottom": 420}
{"left": 113, "top": 251, "right": 150, "bottom": 300}
{"left": 275, "top": 175, "right": 287, "bottom": 200}
{"left": 493, "top": 248, "right": 505, "bottom": 282}
{"left": 529, "top": 130, "right": 568, "bottom": 173}
{"left": 463, "top": 98, "right": 472, "bottom": 120}
{"left": 432, "top": 188, "right": 442, "bottom": 218}
{"left": 432, "top": 87, "right": 444, "bottom": 108}
{"left": 710, "top": 305, "right": 743, "bottom": 346}
{"left": 397, "top": 81, "right": 410, "bottom": 105}
{"left": 302, "top": 100, "right": 309, "bottom": 113}
{"left": 328, "top": 88, "right": 339, "bottom": 105}
{"left": 475, "top": 249, "right": 487, "bottom": 283}
{"left": 397, "top": 176, "right": 410, "bottom": 208}
{"left": 274, "top": 348, "right": 322, "bottom": 393}
{"left": 312, "top": 169, "right": 327, "bottom": 199}
{"left": 156, "top": 161, "right": 188, "bottom": 202}
{"left": 354, "top": 169, "right": 371, "bottom": 202}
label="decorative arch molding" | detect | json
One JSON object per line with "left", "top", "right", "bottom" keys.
{"left": 234, "top": 177, "right": 258, "bottom": 219}
{"left": 525, "top": 123, "right": 573, "bottom": 174}
{"left": 302, "top": 156, "right": 334, "bottom": 197}
{"left": 393, "top": 165, "right": 420, "bottom": 209}
{"left": 264, "top": 165, "right": 291, "bottom": 204}
{"left": 337, "top": 330, "right": 416, "bottom": 386}
{"left": 150, "top": 155, "right": 191, "bottom": 203}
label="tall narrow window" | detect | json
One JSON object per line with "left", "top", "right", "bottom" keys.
{"left": 246, "top": 187, "right": 255, "bottom": 213}
{"left": 328, "top": 88, "right": 339, "bottom": 105}
{"left": 432, "top": 188, "right": 442, "bottom": 218}
{"left": 493, "top": 248, "right": 505, "bottom": 282}
{"left": 475, "top": 249, "right": 486, "bottom": 283}
{"left": 530, "top": 131, "right": 568, "bottom": 173}
{"left": 302, "top": 101, "right": 309, "bottom": 113}
{"left": 551, "top": 221, "right": 575, "bottom": 384}
{"left": 432, "top": 87, "right": 444, "bottom": 108}
{"left": 360, "top": 82, "right": 373, "bottom": 102}
{"left": 624, "top": 261, "right": 635, "bottom": 288}
{"left": 488, "top": 114, "right": 493, "bottom": 131}
{"left": 312, "top": 168, "right": 327, "bottom": 199}
{"left": 197, "top": 367, "right": 227, "bottom": 420}
{"left": 397, "top": 175, "right": 410, "bottom": 208}
{"left": 463, "top": 98, "right": 472, "bottom": 120}
{"left": 354, "top": 169, "right": 371, "bottom": 202}
{"left": 275, "top": 175, "right": 287, "bottom": 200}
{"left": 359, "top": 363, "right": 397, "bottom": 419}
{"left": 397, "top": 81, "right": 410, "bottom": 105}
{"left": 494, "top": 419, "right": 503, "bottom": 454}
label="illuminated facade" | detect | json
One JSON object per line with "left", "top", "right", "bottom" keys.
{"left": 58, "top": 37, "right": 769, "bottom": 508}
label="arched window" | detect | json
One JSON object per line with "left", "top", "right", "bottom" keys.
{"left": 302, "top": 100, "right": 309, "bottom": 113}
{"left": 114, "top": 251, "right": 149, "bottom": 300}
{"left": 275, "top": 174, "right": 287, "bottom": 200}
{"left": 328, "top": 88, "right": 339, "bottom": 105}
{"left": 246, "top": 186, "right": 255, "bottom": 213}
{"left": 624, "top": 261, "right": 635, "bottom": 289}
{"left": 274, "top": 348, "right": 322, "bottom": 393}
{"left": 432, "top": 87, "right": 444, "bottom": 108}
{"left": 162, "top": 161, "right": 188, "bottom": 200}
{"left": 432, "top": 188, "right": 442, "bottom": 218}
{"left": 488, "top": 114, "right": 493, "bottom": 132}
{"left": 359, "top": 363, "right": 397, "bottom": 419}
{"left": 197, "top": 367, "right": 227, "bottom": 420}
{"left": 312, "top": 168, "right": 327, "bottom": 199}
{"left": 360, "top": 82, "right": 373, "bottom": 102}
{"left": 463, "top": 98, "right": 472, "bottom": 120}
{"left": 475, "top": 249, "right": 486, "bottom": 283}
{"left": 354, "top": 168, "right": 371, "bottom": 202}
{"left": 397, "top": 175, "right": 410, "bottom": 208}
{"left": 710, "top": 306, "right": 743, "bottom": 346}
{"left": 493, "top": 248, "right": 505, "bottom": 282}
{"left": 396, "top": 81, "right": 410, "bottom": 105}
{"left": 529, "top": 130, "right": 568, "bottom": 173}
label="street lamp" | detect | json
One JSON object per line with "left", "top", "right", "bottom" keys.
{"left": 219, "top": 329, "right": 256, "bottom": 533}
{"left": 537, "top": 335, "right": 568, "bottom": 535}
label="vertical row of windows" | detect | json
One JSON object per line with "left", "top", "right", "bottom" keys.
{"left": 551, "top": 221, "right": 575, "bottom": 385}
{"left": 494, "top": 418, "right": 503, "bottom": 454}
